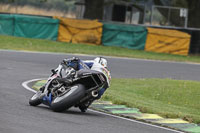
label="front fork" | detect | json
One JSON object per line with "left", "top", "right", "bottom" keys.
{"left": 41, "top": 75, "right": 58, "bottom": 106}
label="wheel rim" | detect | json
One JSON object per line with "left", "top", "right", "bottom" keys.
{"left": 31, "top": 93, "right": 38, "bottom": 100}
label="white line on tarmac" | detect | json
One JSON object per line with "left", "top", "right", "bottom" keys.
{"left": 88, "top": 109, "right": 184, "bottom": 133}
{"left": 1, "top": 49, "right": 200, "bottom": 65}
{"left": 22, "top": 78, "right": 184, "bottom": 133}
{"left": 22, "top": 79, "right": 38, "bottom": 93}
{"left": 22, "top": 78, "right": 46, "bottom": 93}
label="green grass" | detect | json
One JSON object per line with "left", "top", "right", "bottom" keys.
{"left": 33, "top": 78, "right": 200, "bottom": 124}
{"left": 102, "top": 78, "right": 200, "bottom": 124}
{"left": 1, "top": 35, "right": 200, "bottom": 63}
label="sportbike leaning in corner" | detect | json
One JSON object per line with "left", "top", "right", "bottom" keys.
{"left": 29, "top": 57, "right": 111, "bottom": 112}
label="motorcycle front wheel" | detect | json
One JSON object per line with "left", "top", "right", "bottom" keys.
{"left": 50, "top": 84, "right": 85, "bottom": 112}
{"left": 29, "top": 91, "right": 42, "bottom": 106}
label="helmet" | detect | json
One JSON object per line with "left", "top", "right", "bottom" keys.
{"left": 94, "top": 57, "right": 107, "bottom": 68}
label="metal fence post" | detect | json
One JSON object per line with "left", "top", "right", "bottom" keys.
{"left": 184, "top": 8, "right": 188, "bottom": 28}
{"left": 168, "top": 8, "right": 171, "bottom": 26}
{"left": 150, "top": 5, "right": 153, "bottom": 25}
{"left": 143, "top": 4, "right": 147, "bottom": 24}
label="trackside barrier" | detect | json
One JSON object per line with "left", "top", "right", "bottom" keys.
{"left": 145, "top": 28, "right": 191, "bottom": 56}
{"left": 102, "top": 23, "right": 147, "bottom": 50}
{"left": 0, "top": 13, "right": 193, "bottom": 56}
{"left": 0, "top": 14, "right": 59, "bottom": 40}
{"left": 14, "top": 15, "right": 59, "bottom": 41}
{"left": 54, "top": 17, "right": 103, "bottom": 45}
{"left": 0, "top": 14, "right": 14, "bottom": 36}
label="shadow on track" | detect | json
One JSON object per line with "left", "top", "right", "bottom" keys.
{"left": 29, "top": 105, "right": 101, "bottom": 117}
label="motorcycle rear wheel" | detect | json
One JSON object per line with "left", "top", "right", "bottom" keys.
{"left": 50, "top": 84, "right": 85, "bottom": 112}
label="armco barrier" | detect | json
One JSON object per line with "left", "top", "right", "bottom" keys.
{"left": 102, "top": 23, "right": 147, "bottom": 50}
{"left": 55, "top": 17, "right": 103, "bottom": 45}
{"left": 145, "top": 28, "right": 191, "bottom": 56}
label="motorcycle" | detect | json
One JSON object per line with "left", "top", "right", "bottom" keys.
{"left": 29, "top": 59, "right": 111, "bottom": 112}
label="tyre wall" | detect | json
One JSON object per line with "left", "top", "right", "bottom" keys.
{"left": 145, "top": 28, "right": 191, "bottom": 56}
{"left": 102, "top": 23, "right": 147, "bottom": 50}
{"left": 54, "top": 17, "right": 103, "bottom": 45}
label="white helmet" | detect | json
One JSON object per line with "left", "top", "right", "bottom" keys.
{"left": 94, "top": 57, "right": 107, "bottom": 68}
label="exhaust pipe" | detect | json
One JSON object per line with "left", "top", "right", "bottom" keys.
{"left": 91, "top": 90, "right": 98, "bottom": 98}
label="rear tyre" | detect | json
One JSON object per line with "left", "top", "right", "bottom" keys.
{"left": 29, "top": 92, "right": 42, "bottom": 106}
{"left": 50, "top": 84, "right": 85, "bottom": 112}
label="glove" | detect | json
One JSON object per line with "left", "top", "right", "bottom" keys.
{"left": 63, "top": 57, "right": 79, "bottom": 64}
{"left": 63, "top": 57, "right": 80, "bottom": 70}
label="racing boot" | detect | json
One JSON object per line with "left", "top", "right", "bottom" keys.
{"left": 79, "top": 99, "right": 95, "bottom": 112}
{"left": 79, "top": 105, "right": 87, "bottom": 113}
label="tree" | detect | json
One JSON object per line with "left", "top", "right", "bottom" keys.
{"left": 83, "top": 0, "right": 144, "bottom": 21}
{"left": 84, "top": 0, "right": 104, "bottom": 20}
{"left": 186, "top": 0, "right": 200, "bottom": 28}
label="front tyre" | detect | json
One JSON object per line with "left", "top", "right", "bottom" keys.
{"left": 50, "top": 84, "right": 85, "bottom": 112}
{"left": 29, "top": 91, "right": 42, "bottom": 106}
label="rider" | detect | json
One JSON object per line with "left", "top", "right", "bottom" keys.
{"left": 65, "top": 57, "right": 111, "bottom": 112}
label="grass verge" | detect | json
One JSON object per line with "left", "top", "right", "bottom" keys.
{"left": 2, "top": 35, "right": 200, "bottom": 122}
{"left": 102, "top": 78, "right": 200, "bottom": 124}
{"left": 1, "top": 35, "right": 200, "bottom": 63}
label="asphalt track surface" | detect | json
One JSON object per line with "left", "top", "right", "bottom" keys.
{"left": 1, "top": 50, "right": 199, "bottom": 133}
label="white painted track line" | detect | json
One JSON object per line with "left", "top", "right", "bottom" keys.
{"left": 1, "top": 49, "right": 200, "bottom": 65}
{"left": 22, "top": 78, "right": 184, "bottom": 133}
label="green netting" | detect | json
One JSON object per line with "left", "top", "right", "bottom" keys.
{"left": 0, "top": 14, "right": 14, "bottom": 35}
{"left": 14, "top": 15, "right": 59, "bottom": 40}
{"left": 102, "top": 23, "right": 147, "bottom": 50}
